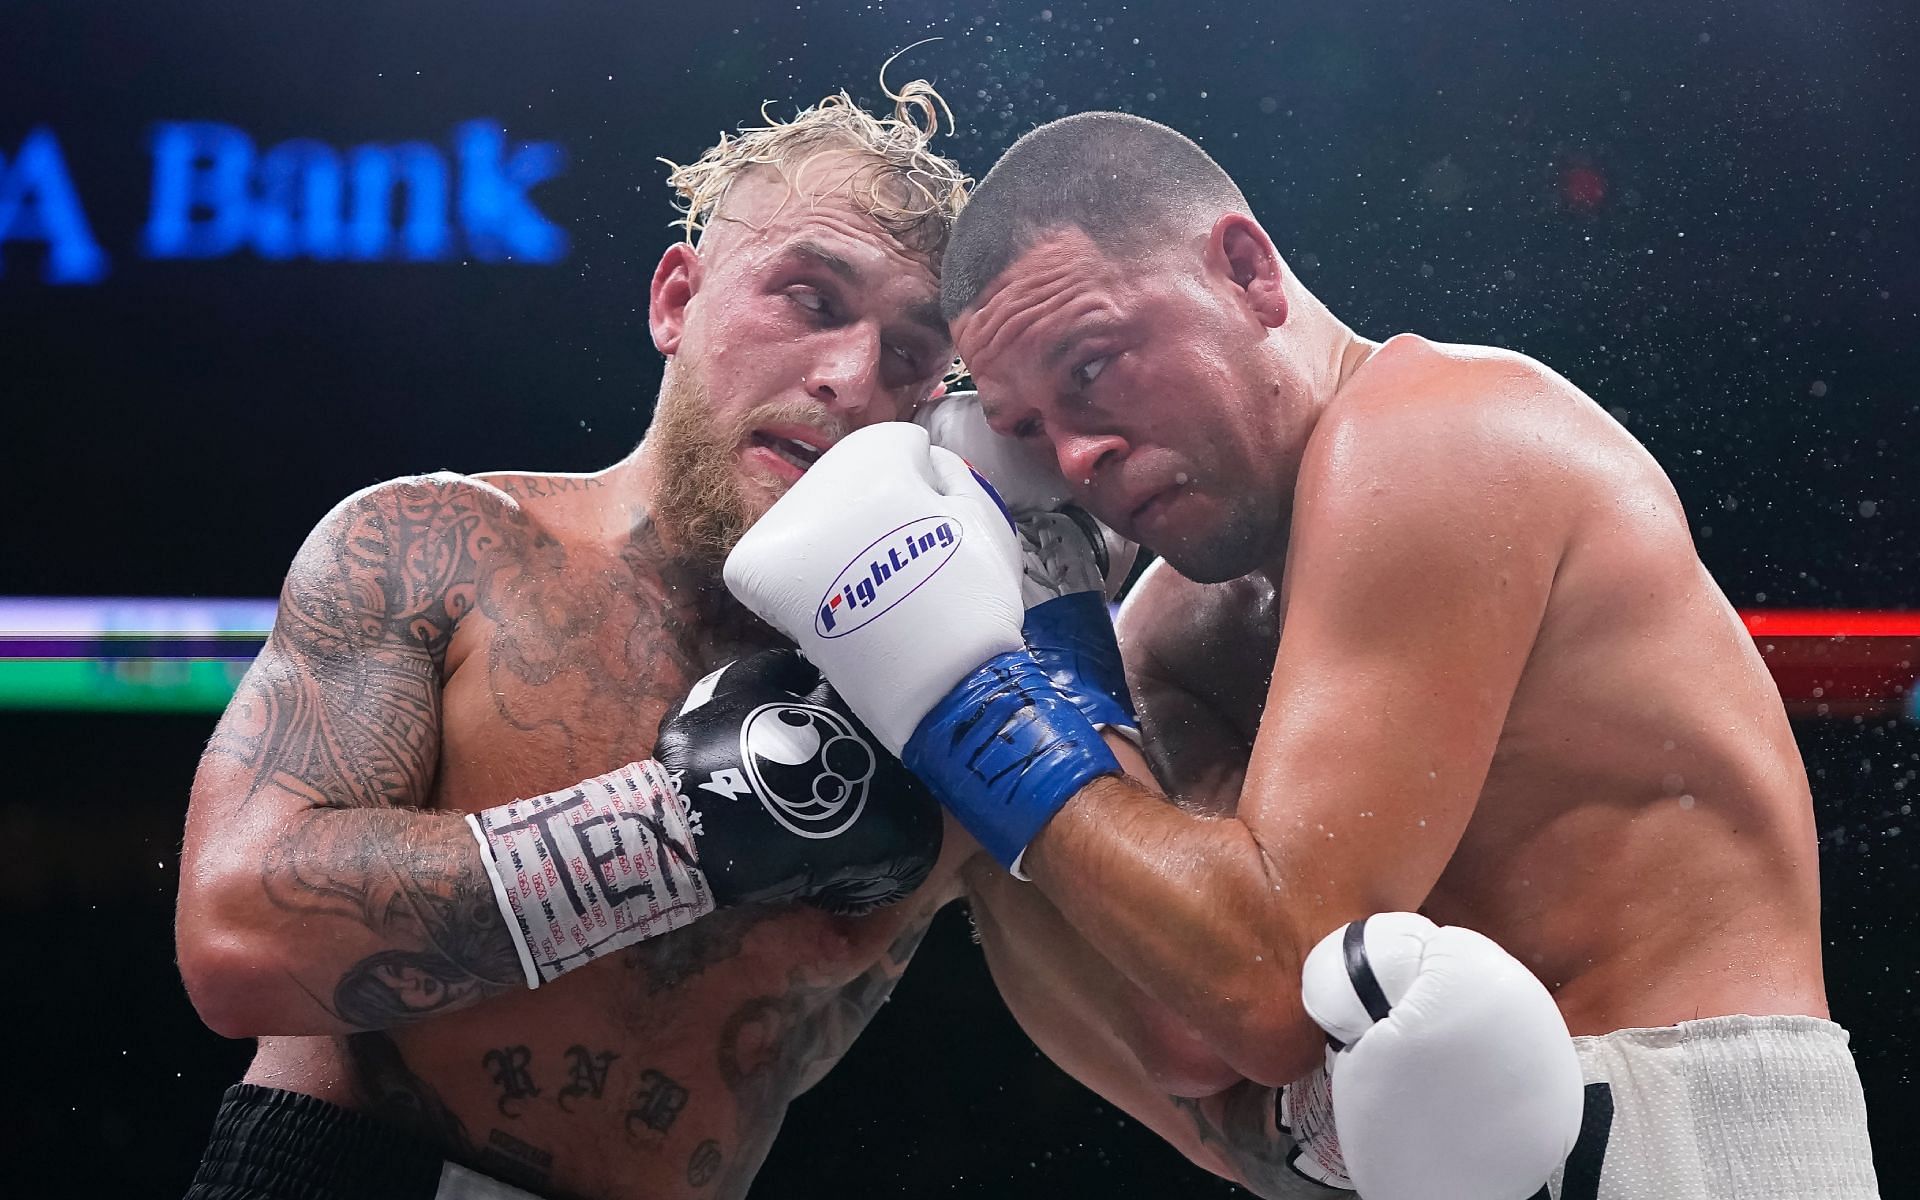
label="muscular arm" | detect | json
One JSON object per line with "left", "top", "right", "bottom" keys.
{"left": 177, "top": 475, "right": 529, "bottom": 1036}
{"left": 968, "top": 713, "right": 1327, "bottom": 1196}
{"left": 969, "top": 856, "right": 1328, "bottom": 1198}
{"left": 1021, "top": 392, "right": 1570, "bottom": 1087}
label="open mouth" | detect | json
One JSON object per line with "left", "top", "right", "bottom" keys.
{"left": 748, "top": 429, "right": 831, "bottom": 474}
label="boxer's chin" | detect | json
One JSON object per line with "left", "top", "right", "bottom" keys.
{"left": 1152, "top": 506, "right": 1270, "bottom": 585}
{"left": 648, "top": 375, "right": 761, "bottom": 565}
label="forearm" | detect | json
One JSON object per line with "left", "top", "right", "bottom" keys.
{"left": 968, "top": 872, "right": 1320, "bottom": 1196}
{"left": 967, "top": 864, "right": 1246, "bottom": 1179}
{"left": 181, "top": 799, "right": 523, "bottom": 1037}
{"left": 1023, "top": 776, "right": 1323, "bottom": 1087}
{"left": 966, "top": 854, "right": 1242, "bottom": 1097}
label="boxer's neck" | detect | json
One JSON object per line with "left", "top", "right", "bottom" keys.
{"left": 589, "top": 450, "right": 739, "bottom": 609}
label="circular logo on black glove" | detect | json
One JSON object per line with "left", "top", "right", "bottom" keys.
{"left": 739, "top": 702, "right": 876, "bottom": 838}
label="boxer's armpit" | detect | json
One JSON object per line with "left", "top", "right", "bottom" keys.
{"left": 1171, "top": 1082, "right": 1333, "bottom": 1199}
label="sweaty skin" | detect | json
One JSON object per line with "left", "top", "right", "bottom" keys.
{"left": 1122, "top": 336, "right": 1826, "bottom": 1041}
{"left": 177, "top": 158, "right": 974, "bottom": 1200}
{"left": 948, "top": 220, "right": 1826, "bottom": 1186}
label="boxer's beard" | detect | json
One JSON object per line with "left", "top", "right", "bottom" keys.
{"left": 648, "top": 368, "right": 845, "bottom": 566}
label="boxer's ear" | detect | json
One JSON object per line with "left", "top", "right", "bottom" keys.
{"left": 1210, "top": 213, "right": 1288, "bottom": 329}
{"left": 649, "top": 242, "right": 701, "bottom": 356}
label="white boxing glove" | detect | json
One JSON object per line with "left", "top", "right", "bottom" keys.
{"left": 721, "top": 421, "right": 1025, "bottom": 756}
{"left": 724, "top": 422, "right": 1124, "bottom": 872}
{"left": 917, "top": 392, "right": 1141, "bottom": 741}
{"left": 1296, "top": 913, "right": 1583, "bottom": 1200}
{"left": 915, "top": 388, "right": 1073, "bottom": 513}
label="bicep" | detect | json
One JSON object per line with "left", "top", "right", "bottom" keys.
{"left": 189, "top": 477, "right": 500, "bottom": 839}
{"left": 1240, "top": 420, "right": 1563, "bottom": 927}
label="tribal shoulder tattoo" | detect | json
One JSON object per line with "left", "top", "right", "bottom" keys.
{"left": 202, "top": 476, "right": 543, "bottom": 1026}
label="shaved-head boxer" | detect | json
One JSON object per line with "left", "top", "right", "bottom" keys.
{"left": 725, "top": 113, "right": 1879, "bottom": 1199}
{"left": 175, "top": 86, "right": 971, "bottom": 1200}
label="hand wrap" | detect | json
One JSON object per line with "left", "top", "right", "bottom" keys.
{"left": 468, "top": 760, "right": 713, "bottom": 988}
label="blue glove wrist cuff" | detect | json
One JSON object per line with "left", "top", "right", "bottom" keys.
{"left": 1022, "top": 592, "right": 1138, "bottom": 733}
{"left": 903, "top": 650, "right": 1121, "bottom": 873}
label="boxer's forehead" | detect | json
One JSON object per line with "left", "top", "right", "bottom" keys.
{"left": 952, "top": 227, "right": 1135, "bottom": 408}
{"left": 703, "top": 153, "right": 942, "bottom": 292}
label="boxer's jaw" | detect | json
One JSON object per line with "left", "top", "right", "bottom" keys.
{"left": 954, "top": 227, "right": 1292, "bottom": 581}
{"left": 645, "top": 363, "right": 763, "bottom": 565}
{"left": 643, "top": 155, "right": 951, "bottom": 562}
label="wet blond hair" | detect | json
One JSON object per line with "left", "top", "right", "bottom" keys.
{"left": 662, "top": 62, "right": 970, "bottom": 262}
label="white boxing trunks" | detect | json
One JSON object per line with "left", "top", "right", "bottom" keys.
{"left": 1545, "top": 1014, "right": 1878, "bottom": 1200}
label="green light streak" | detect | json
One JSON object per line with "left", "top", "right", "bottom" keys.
{"left": 0, "top": 659, "right": 251, "bottom": 712}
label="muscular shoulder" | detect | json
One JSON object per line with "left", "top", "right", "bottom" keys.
{"left": 1326, "top": 335, "right": 1582, "bottom": 451}
{"left": 1302, "top": 335, "right": 1618, "bottom": 531}
{"left": 285, "top": 472, "right": 541, "bottom": 657}
{"left": 470, "top": 470, "right": 611, "bottom": 509}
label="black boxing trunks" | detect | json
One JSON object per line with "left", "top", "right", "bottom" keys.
{"left": 185, "top": 1084, "right": 541, "bottom": 1200}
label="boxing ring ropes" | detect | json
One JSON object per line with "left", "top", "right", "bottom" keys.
{"left": 2, "top": 596, "right": 1917, "bottom": 720}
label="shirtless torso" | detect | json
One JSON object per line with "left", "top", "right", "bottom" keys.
{"left": 195, "top": 469, "right": 967, "bottom": 1200}
{"left": 1119, "top": 334, "right": 1826, "bottom": 1039}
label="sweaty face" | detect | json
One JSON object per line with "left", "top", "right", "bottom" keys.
{"left": 951, "top": 227, "right": 1293, "bottom": 583}
{"left": 650, "top": 155, "right": 951, "bottom": 562}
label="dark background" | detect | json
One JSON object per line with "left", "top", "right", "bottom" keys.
{"left": 2, "top": 0, "right": 1914, "bottom": 1195}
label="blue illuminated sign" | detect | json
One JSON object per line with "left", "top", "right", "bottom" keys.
{"left": 0, "top": 128, "right": 109, "bottom": 283}
{"left": 0, "top": 120, "right": 568, "bottom": 283}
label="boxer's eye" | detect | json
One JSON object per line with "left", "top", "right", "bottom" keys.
{"left": 788, "top": 287, "right": 832, "bottom": 317}
{"left": 1071, "top": 356, "right": 1109, "bottom": 388}
{"left": 1011, "top": 416, "right": 1045, "bottom": 440}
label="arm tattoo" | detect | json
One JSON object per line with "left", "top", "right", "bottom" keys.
{"left": 207, "top": 478, "right": 536, "bottom": 1026}
{"left": 212, "top": 478, "right": 515, "bottom": 802}
{"left": 268, "top": 807, "right": 524, "bottom": 1026}
{"left": 1170, "top": 1081, "right": 1331, "bottom": 1199}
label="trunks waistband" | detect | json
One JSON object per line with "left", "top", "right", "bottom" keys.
{"left": 184, "top": 1083, "right": 484, "bottom": 1200}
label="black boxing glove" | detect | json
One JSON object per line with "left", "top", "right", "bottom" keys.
{"left": 468, "top": 649, "right": 942, "bottom": 988}
{"left": 655, "top": 648, "right": 944, "bottom": 915}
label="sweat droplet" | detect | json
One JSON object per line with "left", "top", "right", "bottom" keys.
{"left": 1174, "top": 472, "right": 1190, "bottom": 485}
